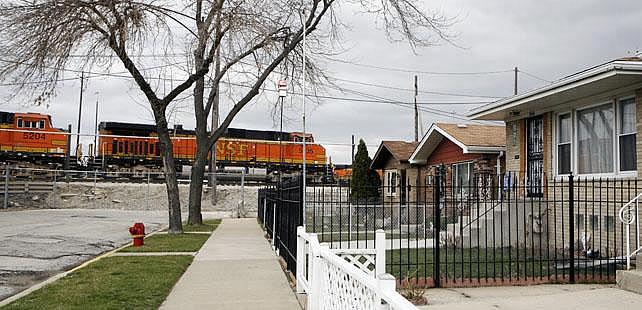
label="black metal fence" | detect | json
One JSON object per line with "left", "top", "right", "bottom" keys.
{"left": 304, "top": 172, "right": 641, "bottom": 288}
{"left": 258, "top": 175, "right": 303, "bottom": 275}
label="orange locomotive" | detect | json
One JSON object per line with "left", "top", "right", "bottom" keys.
{"left": 0, "top": 112, "right": 68, "bottom": 166}
{"left": 98, "top": 122, "right": 327, "bottom": 173}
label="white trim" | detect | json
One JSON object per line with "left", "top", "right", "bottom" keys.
{"left": 469, "top": 60, "right": 642, "bottom": 120}
{"left": 551, "top": 94, "right": 638, "bottom": 178}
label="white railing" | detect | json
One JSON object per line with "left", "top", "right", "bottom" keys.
{"left": 619, "top": 192, "right": 642, "bottom": 270}
{"left": 297, "top": 227, "right": 418, "bottom": 310}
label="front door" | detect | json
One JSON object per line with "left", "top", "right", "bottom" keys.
{"left": 526, "top": 116, "right": 544, "bottom": 197}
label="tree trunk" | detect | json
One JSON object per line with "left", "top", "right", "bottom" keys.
{"left": 155, "top": 124, "right": 183, "bottom": 234}
{"left": 188, "top": 137, "right": 208, "bottom": 225}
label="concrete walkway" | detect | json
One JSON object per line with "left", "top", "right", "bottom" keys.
{"left": 419, "top": 284, "right": 642, "bottom": 310}
{"left": 160, "top": 218, "right": 301, "bottom": 310}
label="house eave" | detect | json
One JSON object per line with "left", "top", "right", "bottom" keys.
{"left": 468, "top": 61, "right": 642, "bottom": 121}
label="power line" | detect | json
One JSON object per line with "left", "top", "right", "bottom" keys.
{"left": 518, "top": 69, "right": 553, "bottom": 84}
{"left": 331, "top": 77, "right": 506, "bottom": 99}
{"left": 326, "top": 58, "right": 515, "bottom": 75}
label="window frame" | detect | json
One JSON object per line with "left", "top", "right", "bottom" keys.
{"left": 385, "top": 170, "right": 398, "bottom": 197}
{"left": 452, "top": 161, "right": 474, "bottom": 198}
{"left": 617, "top": 96, "right": 637, "bottom": 172}
{"left": 555, "top": 111, "right": 573, "bottom": 176}
{"left": 553, "top": 95, "right": 637, "bottom": 178}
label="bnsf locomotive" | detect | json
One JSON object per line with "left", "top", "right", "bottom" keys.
{"left": 0, "top": 112, "right": 68, "bottom": 167}
{"left": 98, "top": 122, "right": 327, "bottom": 174}
{"left": 0, "top": 111, "right": 327, "bottom": 176}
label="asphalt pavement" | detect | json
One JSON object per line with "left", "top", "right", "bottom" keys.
{"left": 0, "top": 209, "right": 168, "bottom": 301}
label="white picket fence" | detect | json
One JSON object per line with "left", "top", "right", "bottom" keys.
{"left": 296, "top": 227, "right": 418, "bottom": 310}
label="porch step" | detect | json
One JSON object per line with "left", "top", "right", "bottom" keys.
{"left": 617, "top": 270, "right": 642, "bottom": 295}
{"left": 617, "top": 253, "right": 642, "bottom": 294}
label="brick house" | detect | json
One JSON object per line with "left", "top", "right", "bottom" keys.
{"left": 370, "top": 141, "right": 419, "bottom": 204}
{"left": 468, "top": 57, "right": 642, "bottom": 254}
{"left": 409, "top": 122, "right": 506, "bottom": 197}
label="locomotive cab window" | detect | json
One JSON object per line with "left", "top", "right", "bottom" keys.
{"left": 39, "top": 120, "right": 45, "bottom": 129}
{"left": 17, "top": 118, "right": 22, "bottom": 127}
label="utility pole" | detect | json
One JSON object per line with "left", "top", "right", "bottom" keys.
{"left": 93, "top": 91, "right": 99, "bottom": 160}
{"left": 514, "top": 67, "right": 518, "bottom": 95}
{"left": 277, "top": 80, "right": 287, "bottom": 183}
{"left": 414, "top": 75, "right": 418, "bottom": 142}
{"left": 351, "top": 134, "right": 355, "bottom": 165}
{"left": 76, "top": 72, "right": 84, "bottom": 158}
{"left": 210, "top": 44, "right": 221, "bottom": 205}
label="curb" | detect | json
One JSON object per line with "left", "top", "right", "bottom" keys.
{"left": 0, "top": 224, "right": 170, "bottom": 307}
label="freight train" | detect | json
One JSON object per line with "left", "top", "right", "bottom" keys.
{"left": 97, "top": 122, "right": 327, "bottom": 174}
{"left": 0, "top": 111, "right": 328, "bottom": 179}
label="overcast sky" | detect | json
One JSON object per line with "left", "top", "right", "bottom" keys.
{"left": 1, "top": 0, "right": 640, "bottom": 165}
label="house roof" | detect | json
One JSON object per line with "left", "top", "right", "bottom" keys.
{"left": 409, "top": 123, "right": 505, "bottom": 164}
{"left": 468, "top": 57, "right": 642, "bottom": 120}
{"left": 370, "top": 141, "right": 419, "bottom": 169}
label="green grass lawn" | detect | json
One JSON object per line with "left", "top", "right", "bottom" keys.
{"left": 3, "top": 256, "right": 193, "bottom": 310}
{"left": 119, "top": 233, "right": 211, "bottom": 253}
{"left": 386, "top": 247, "right": 616, "bottom": 281}
{"left": 183, "top": 219, "right": 221, "bottom": 232}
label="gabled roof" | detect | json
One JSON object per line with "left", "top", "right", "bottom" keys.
{"left": 370, "top": 141, "right": 419, "bottom": 169}
{"left": 469, "top": 57, "right": 642, "bottom": 120}
{"left": 409, "top": 123, "right": 505, "bottom": 164}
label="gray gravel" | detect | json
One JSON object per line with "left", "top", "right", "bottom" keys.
{"left": 0, "top": 209, "right": 168, "bottom": 301}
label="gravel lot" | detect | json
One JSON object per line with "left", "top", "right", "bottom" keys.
{"left": 0, "top": 209, "right": 168, "bottom": 301}
{"left": 7, "top": 183, "right": 259, "bottom": 217}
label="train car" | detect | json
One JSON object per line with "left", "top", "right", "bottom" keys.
{"left": 0, "top": 111, "right": 68, "bottom": 166}
{"left": 97, "top": 122, "right": 326, "bottom": 173}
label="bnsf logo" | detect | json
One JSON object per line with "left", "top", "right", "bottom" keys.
{"left": 23, "top": 132, "right": 46, "bottom": 140}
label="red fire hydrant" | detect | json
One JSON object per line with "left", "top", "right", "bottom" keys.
{"left": 128, "top": 223, "right": 146, "bottom": 247}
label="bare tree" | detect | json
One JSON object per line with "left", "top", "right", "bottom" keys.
{"left": 0, "top": 0, "right": 225, "bottom": 233}
{"left": 0, "top": 0, "right": 455, "bottom": 228}
{"left": 184, "top": 0, "right": 455, "bottom": 224}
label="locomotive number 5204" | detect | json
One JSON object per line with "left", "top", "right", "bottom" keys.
{"left": 23, "top": 132, "right": 46, "bottom": 140}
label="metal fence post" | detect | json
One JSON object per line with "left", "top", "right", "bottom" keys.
{"left": 568, "top": 174, "right": 575, "bottom": 283}
{"left": 93, "top": 169, "right": 98, "bottom": 208}
{"left": 240, "top": 169, "right": 245, "bottom": 218}
{"left": 272, "top": 200, "right": 277, "bottom": 249}
{"left": 3, "top": 166, "right": 9, "bottom": 209}
{"left": 296, "top": 226, "right": 306, "bottom": 293}
{"left": 433, "top": 173, "right": 441, "bottom": 288}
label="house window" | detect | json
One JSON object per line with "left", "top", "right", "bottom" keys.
{"left": 385, "top": 170, "right": 397, "bottom": 196}
{"left": 577, "top": 103, "right": 614, "bottom": 174}
{"left": 555, "top": 96, "right": 637, "bottom": 176}
{"left": 618, "top": 98, "right": 636, "bottom": 171}
{"left": 452, "top": 162, "right": 473, "bottom": 197}
{"left": 557, "top": 113, "right": 572, "bottom": 175}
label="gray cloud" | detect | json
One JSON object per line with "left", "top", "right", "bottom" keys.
{"left": 1, "top": 0, "right": 640, "bottom": 164}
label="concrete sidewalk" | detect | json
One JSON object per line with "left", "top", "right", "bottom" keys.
{"left": 419, "top": 284, "right": 642, "bottom": 310}
{"left": 160, "top": 218, "right": 301, "bottom": 310}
